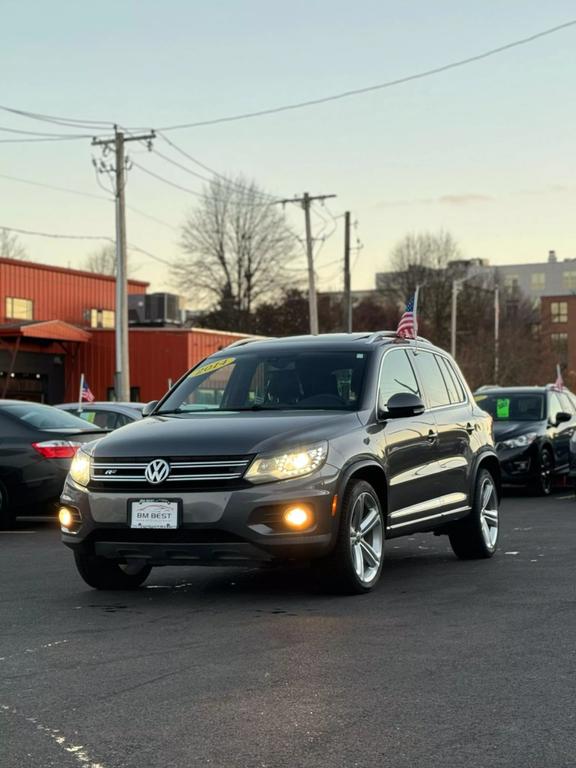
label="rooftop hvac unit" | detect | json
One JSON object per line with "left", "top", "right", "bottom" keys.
{"left": 146, "top": 293, "right": 182, "bottom": 325}
{"left": 128, "top": 295, "right": 147, "bottom": 325}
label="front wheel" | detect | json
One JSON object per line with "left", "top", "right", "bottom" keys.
{"left": 315, "top": 479, "right": 385, "bottom": 594}
{"left": 74, "top": 551, "right": 152, "bottom": 590}
{"left": 449, "top": 469, "right": 499, "bottom": 559}
{"left": 532, "top": 448, "right": 553, "bottom": 496}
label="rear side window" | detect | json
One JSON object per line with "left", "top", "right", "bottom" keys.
{"left": 414, "top": 352, "right": 451, "bottom": 408}
{"left": 378, "top": 349, "right": 420, "bottom": 411}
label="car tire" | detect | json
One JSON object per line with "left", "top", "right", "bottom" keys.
{"left": 449, "top": 468, "right": 499, "bottom": 560}
{"left": 532, "top": 448, "right": 553, "bottom": 496}
{"left": 315, "top": 479, "right": 385, "bottom": 594}
{"left": 74, "top": 551, "right": 152, "bottom": 590}
{"left": 0, "top": 482, "right": 14, "bottom": 530}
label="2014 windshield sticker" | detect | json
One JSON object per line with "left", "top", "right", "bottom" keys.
{"left": 190, "top": 357, "right": 235, "bottom": 378}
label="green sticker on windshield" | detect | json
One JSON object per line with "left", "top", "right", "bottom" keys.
{"left": 496, "top": 398, "right": 510, "bottom": 419}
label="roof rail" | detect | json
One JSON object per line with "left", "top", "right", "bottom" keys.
{"left": 366, "top": 331, "right": 429, "bottom": 344}
{"left": 225, "top": 336, "right": 270, "bottom": 350}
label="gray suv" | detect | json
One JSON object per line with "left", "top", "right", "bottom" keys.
{"left": 60, "top": 333, "right": 501, "bottom": 594}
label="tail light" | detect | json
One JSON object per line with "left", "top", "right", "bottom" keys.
{"left": 32, "top": 441, "right": 81, "bottom": 459}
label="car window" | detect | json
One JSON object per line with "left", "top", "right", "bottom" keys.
{"left": 475, "top": 392, "right": 545, "bottom": 421}
{"left": 438, "top": 357, "right": 466, "bottom": 403}
{"left": 414, "top": 352, "right": 451, "bottom": 408}
{"left": 558, "top": 392, "right": 575, "bottom": 416}
{"left": 378, "top": 349, "right": 420, "bottom": 411}
{"left": 1, "top": 402, "right": 101, "bottom": 430}
{"left": 158, "top": 351, "right": 370, "bottom": 413}
{"left": 548, "top": 392, "right": 565, "bottom": 423}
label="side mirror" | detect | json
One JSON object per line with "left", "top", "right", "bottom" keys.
{"left": 141, "top": 400, "right": 159, "bottom": 417}
{"left": 555, "top": 411, "right": 572, "bottom": 425}
{"left": 380, "top": 392, "right": 426, "bottom": 419}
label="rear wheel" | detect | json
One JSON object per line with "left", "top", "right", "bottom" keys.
{"left": 449, "top": 469, "right": 499, "bottom": 559}
{"left": 0, "top": 482, "right": 14, "bottom": 530}
{"left": 315, "top": 479, "right": 385, "bottom": 594}
{"left": 74, "top": 551, "right": 152, "bottom": 590}
{"left": 532, "top": 448, "right": 553, "bottom": 496}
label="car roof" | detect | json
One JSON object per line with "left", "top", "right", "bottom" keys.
{"left": 475, "top": 386, "right": 573, "bottom": 395}
{"left": 218, "top": 332, "right": 440, "bottom": 355}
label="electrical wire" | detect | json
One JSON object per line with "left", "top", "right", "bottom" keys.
{"left": 0, "top": 124, "right": 92, "bottom": 138}
{"left": 0, "top": 224, "right": 173, "bottom": 268}
{"left": 152, "top": 19, "right": 576, "bottom": 132}
{"left": 132, "top": 161, "right": 205, "bottom": 198}
{"left": 0, "top": 172, "right": 111, "bottom": 201}
{"left": 0, "top": 103, "right": 112, "bottom": 129}
{"left": 0, "top": 135, "right": 90, "bottom": 144}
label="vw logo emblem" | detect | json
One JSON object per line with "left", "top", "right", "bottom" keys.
{"left": 145, "top": 459, "right": 170, "bottom": 484}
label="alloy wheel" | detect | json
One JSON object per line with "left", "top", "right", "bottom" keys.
{"left": 479, "top": 476, "right": 499, "bottom": 550}
{"left": 349, "top": 492, "right": 383, "bottom": 584}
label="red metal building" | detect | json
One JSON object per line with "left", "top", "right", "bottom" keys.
{"left": 0, "top": 257, "right": 248, "bottom": 403}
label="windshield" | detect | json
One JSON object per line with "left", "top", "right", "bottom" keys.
{"left": 158, "top": 350, "right": 370, "bottom": 413}
{"left": 475, "top": 392, "right": 545, "bottom": 421}
{"left": 1, "top": 402, "right": 103, "bottom": 430}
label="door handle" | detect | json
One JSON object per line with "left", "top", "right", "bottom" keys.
{"left": 465, "top": 422, "right": 475, "bottom": 435}
{"left": 427, "top": 429, "right": 438, "bottom": 442}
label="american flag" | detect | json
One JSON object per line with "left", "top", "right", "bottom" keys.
{"left": 396, "top": 292, "right": 418, "bottom": 339}
{"left": 81, "top": 378, "right": 95, "bottom": 403}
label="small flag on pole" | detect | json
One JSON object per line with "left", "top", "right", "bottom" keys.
{"left": 553, "top": 364, "right": 564, "bottom": 391}
{"left": 78, "top": 373, "right": 95, "bottom": 405}
{"left": 396, "top": 290, "right": 419, "bottom": 340}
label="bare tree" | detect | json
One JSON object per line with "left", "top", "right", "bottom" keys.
{"left": 386, "top": 230, "right": 464, "bottom": 347}
{"left": 0, "top": 229, "right": 27, "bottom": 260}
{"left": 173, "top": 176, "right": 296, "bottom": 329}
{"left": 84, "top": 244, "right": 117, "bottom": 276}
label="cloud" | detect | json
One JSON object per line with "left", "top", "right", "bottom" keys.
{"left": 437, "top": 194, "right": 494, "bottom": 206}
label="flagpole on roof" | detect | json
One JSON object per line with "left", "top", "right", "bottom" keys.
{"left": 414, "top": 285, "right": 420, "bottom": 354}
{"left": 78, "top": 373, "right": 84, "bottom": 412}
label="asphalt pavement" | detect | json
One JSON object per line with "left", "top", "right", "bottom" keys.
{"left": 1, "top": 492, "right": 576, "bottom": 768}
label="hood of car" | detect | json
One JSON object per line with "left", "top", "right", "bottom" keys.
{"left": 89, "top": 410, "right": 362, "bottom": 458}
{"left": 492, "top": 420, "right": 544, "bottom": 440}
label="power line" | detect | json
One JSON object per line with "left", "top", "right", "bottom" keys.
{"left": 0, "top": 103, "right": 112, "bottom": 129}
{"left": 0, "top": 224, "right": 172, "bottom": 267}
{"left": 152, "top": 19, "right": 576, "bottom": 131}
{"left": 0, "top": 172, "right": 111, "bottom": 201}
{"left": 0, "top": 135, "right": 90, "bottom": 144}
{"left": 0, "top": 124, "right": 91, "bottom": 138}
{"left": 132, "top": 160, "right": 205, "bottom": 197}
{"left": 156, "top": 133, "right": 278, "bottom": 200}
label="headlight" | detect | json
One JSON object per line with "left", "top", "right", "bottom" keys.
{"left": 246, "top": 442, "right": 328, "bottom": 484}
{"left": 500, "top": 432, "right": 538, "bottom": 450}
{"left": 69, "top": 450, "right": 91, "bottom": 486}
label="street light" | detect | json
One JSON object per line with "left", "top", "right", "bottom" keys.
{"left": 451, "top": 274, "right": 500, "bottom": 382}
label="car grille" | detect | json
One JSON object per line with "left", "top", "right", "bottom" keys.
{"left": 90, "top": 455, "right": 253, "bottom": 491}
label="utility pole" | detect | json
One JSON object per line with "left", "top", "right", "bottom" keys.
{"left": 451, "top": 280, "right": 459, "bottom": 359}
{"left": 494, "top": 284, "right": 500, "bottom": 383}
{"left": 276, "top": 192, "right": 337, "bottom": 335}
{"left": 343, "top": 211, "right": 352, "bottom": 332}
{"left": 92, "top": 126, "right": 155, "bottom": 400}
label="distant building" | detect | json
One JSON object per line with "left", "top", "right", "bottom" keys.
{"left": 375, "top": 251, "right": 576, "bottom": 304}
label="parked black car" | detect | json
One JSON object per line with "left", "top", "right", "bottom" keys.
{"left": 474, "top": 386, "right": 576, "bottom": 494}
{"left": 0, "top": 400, "right": 103, "bottom": 528}
{"left": 57, "top": 402, "right": 145, "bottom": 430}
{"left": 61, "top": 333, "right": 501, "bottom": 594}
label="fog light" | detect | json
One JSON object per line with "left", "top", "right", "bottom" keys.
{"left": 59, "top": 507, "right": 74, "bottom": 528}
{"left": 283, "top": 505, "right": 314, "bottom": 530}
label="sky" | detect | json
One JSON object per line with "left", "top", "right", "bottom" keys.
{"left": 2, "top": 0, "right": 576, "bottom": 303}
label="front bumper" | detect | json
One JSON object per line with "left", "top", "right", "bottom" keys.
{"left": 497, "top": 445, "right": 536, "bottom": 485}
{"left": 60, "top": 467, "right": 340, "bottom": 566}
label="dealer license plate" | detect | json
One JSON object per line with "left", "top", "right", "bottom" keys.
{"left": 130, "top": 499, "right": 180, "bottom": 529}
